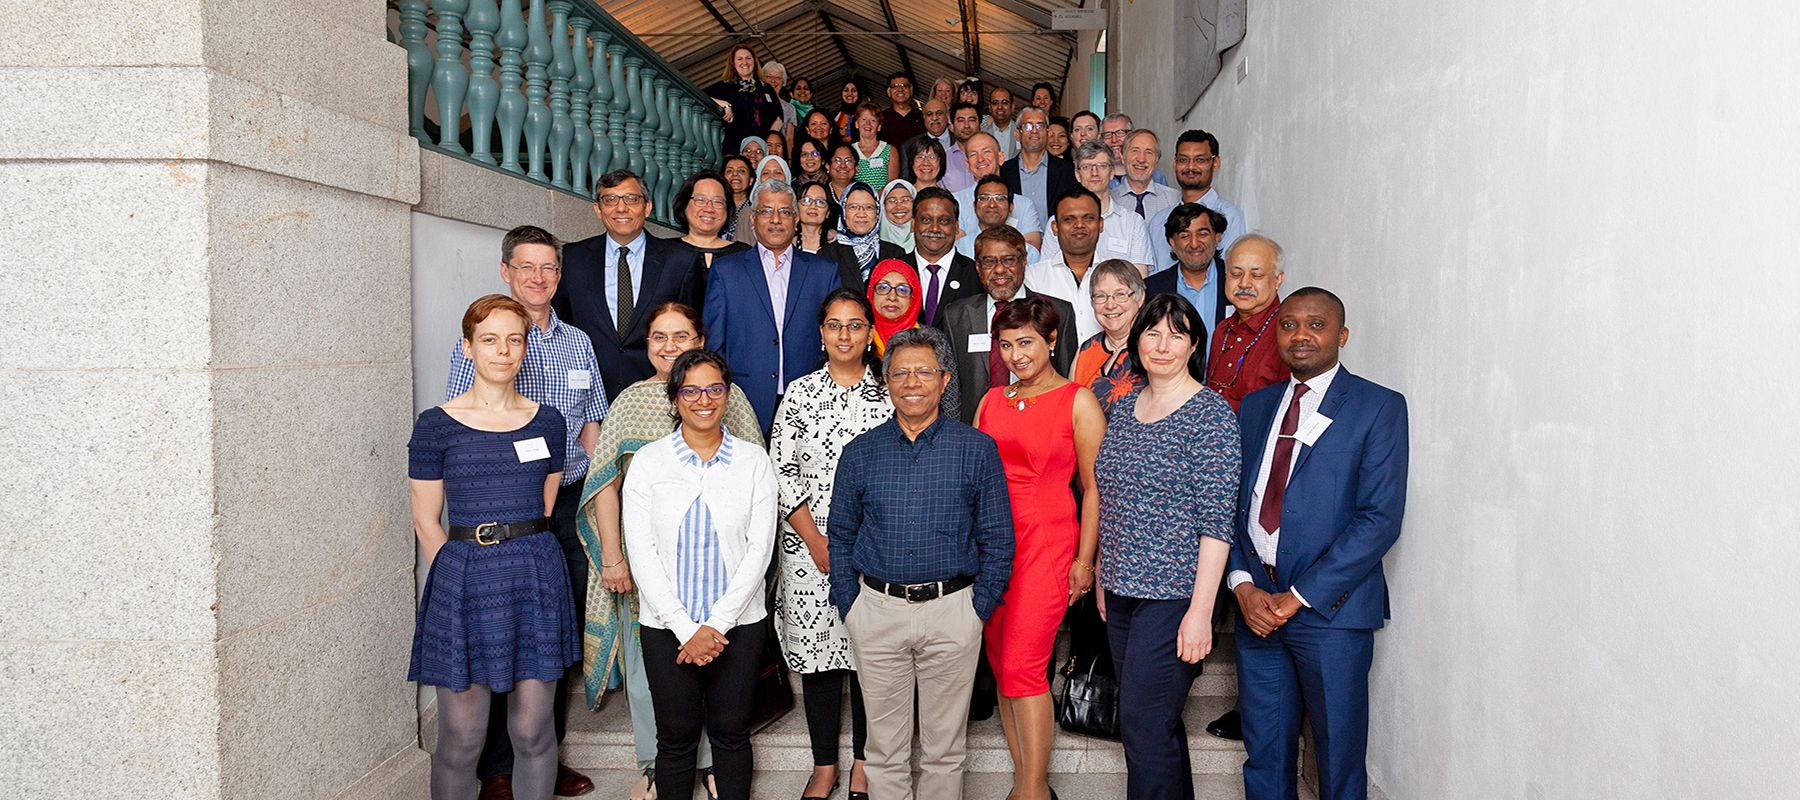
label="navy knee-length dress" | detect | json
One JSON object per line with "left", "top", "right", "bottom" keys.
{"left": 407, "top": 405, "right": 583, "bottom": 692}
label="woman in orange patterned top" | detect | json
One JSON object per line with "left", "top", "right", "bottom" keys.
{"left": 1069, "top": 259, "right": 1147, "bottom": 417}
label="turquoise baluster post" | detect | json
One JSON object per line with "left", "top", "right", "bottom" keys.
{"left": 430, "top": 0, "right": 470, "bottom": 154}
{"left": 707, "top": 117, "right": 723, "bottom": 170}
{"left": 399, "top": 0, "right": 433, "bottom": 140}
{"left": 495, "top": 0, "right": 527, "bottom": 173}
{"left": 546, "top": 0, "right": 574, "bottom": 188}
{"left": 523, "top": 0, "right": 552, "bottom": 182}
{"left": 568, "top": 15, "right": 594, "bottom": 194}
{"left": 587, "top": 31, "right": 614, "bottom": 186}
{"left": 607, "top": 43, "right": 629, "bottom": 173}
{"left": 669, "top": 97, "right": 690, "bottom": 198}
{"left": 465, "top": 0, "right": 501, "bottom": 164}
{"left": 652, "top": 77, "right": 674, "bottom": 222}
{"left": 638, "top": 70, "right": 662, "bottom": 222}
{"left": 622, "top": 56, "right": 645, "bottom": 178}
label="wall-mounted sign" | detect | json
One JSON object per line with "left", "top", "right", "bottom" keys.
{"left": 1052, "top": 8, "right": 1107, "bottom": 30}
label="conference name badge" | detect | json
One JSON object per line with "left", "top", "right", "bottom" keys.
{"left": 514, "top": 437, "right": 552, "bottom": 462}
{"left": 968, "top": 333, "right": 992, "bottom": 353}
{"left": 1295, "top": 414, "right": 1332, "bottom": 447}
{"left": 568, "top": 368, "right": 591, "bottom": 390}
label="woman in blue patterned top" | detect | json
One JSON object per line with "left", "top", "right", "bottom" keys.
{"left": 408, "top": 294, "right": 581, "bottom": 800}
{"left": 622, "top": 348, "right": 779, "bottom": 800}
{"left": 1093, "top": 292, "right": 1241, "bottom": 800}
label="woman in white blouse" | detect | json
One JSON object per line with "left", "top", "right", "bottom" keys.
{"left": 767, "top": 288, "right": 893, "bottom": 800}
{"left": 621, "top": 348, "right": 778, "bottom": 800}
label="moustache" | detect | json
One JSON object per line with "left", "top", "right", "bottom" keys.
{"left": 1234, "top": 288, "right": 1258, "bottom": 298}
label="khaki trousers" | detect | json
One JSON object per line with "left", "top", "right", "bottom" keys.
{"left": 843, "top": 585, "right": 985, "bottom": 800}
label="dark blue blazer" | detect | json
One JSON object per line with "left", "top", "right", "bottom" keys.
{"left": 1228, "top": 366, "right": 1409, "bottom": 629}
{"left": 552, "top": 233, "right": 704, "bottom": 402}
{"left": 703, "top": 245, "right": 842, "bottom": 430}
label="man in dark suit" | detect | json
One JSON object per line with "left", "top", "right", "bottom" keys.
{"left": 703, "top": 177, "right": 842, "bottom": 431}
{"left": 552, "top": 169, "right": 705, "bottom": 402}
{"left": 1228, "top": 287, "right": 1409, "bottom": 800}
{"left": 908, "top": 186, "right": 984, "bottom": 329}
{"left": 941, "top": 225, "right": 1077, "bottom": 424}
{"left": 1144, "top": 203, "right": 1232, "bottom": 335}
{"left": 999, "top": 105, "right": 1076, "bottom": 223}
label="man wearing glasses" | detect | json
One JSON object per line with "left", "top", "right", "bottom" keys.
{"left": 942, "top": 225, "right": 1077, "bottom": 424}
{"left": 1100, "top": 112, "right": 1168, "bottom": 189}
{"left": 703, "top": 178, "right": 843, "bottom": 431}
{"left": 1146, "top": 129, "right": 1250, "bottom": 275}
{"left": 1000, "top": 105, "right": 1076, "bottom": 222}
{"left": 555, "top": 169, "right": 705, "bottom": 401}
{"left": 448, "top": 225, "right": 606, "bottom": 800}
{"left": 828, "top": 325, "right": 1015, "bottom": 800}
{"left": 880, "top": 71, "right": 927, "bottom": 147}
{"left": 954, "top": 175, "right": 1042, "bottom": 263}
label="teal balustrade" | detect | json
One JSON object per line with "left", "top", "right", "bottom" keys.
{"left": 401, "top": 0, "right": 723, "bottom": 204}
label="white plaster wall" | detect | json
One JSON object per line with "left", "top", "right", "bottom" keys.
{"left": 410, "top": 213, "right": 512, "bottom": 417}
{"left": 1137, "top": 0, "right": 1800, "bottom": 796}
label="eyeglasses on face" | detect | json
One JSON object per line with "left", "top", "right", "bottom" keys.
{"left": 1077, "top": 162, "right": 1113, "bottom": 173}
{"left": 831, "top": 156, "right": 858, "bottom": 165}
{"left": 687, "top": 197, "right": 727, "bottom": 209}
{"left": 822, "top": 321, "right": 870, "bottom": 333}
{"left": 648, "top": 331, "right": 695, "bottom": 344}
{"left": 599, "top": 193, "right": 646, "bottom": 207}
{"left": 844, "top": 202, "right": 878, "bottom": 213}
{"left": 1017, "top": 122, "right": 1046, "bottom": 131}
{"left": 975, "top": 193, "right": 1010, "bottom": 204}
{"left": 755, "top": 206, "right": 798, "bottom": 218}
{"left": 1101, "top": 130, "right": 1128, "bottom": 140}
{"left": 886, "top": 367, "right": 945, "bottom": 381}
{"left": 872, "top": 282, "right": 915, "bottom": 297}
{"left": 1091, "top": 289, "right": 1139, "bottom": 305}
{"left": 799, "top": 196, "right": 830, "bottom": 207}
{"left": 677, "top": 383, "right": 729, "bottom": 402}
{"left": 978, "top": 255, "right": 1024, "bottom": 269}
{"left": 507, "top": 263, "right": 561, "bottom": 276}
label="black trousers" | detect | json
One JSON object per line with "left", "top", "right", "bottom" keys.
{"left": 642, "top": 622, "right": 766, "bottom": 800}
{"left": 1106, "top": 593, "right": 1206, "bottom": 800}
{"left": 477, "top": 479, "right": 588, "bottom": 779}
{"left": 800, "top": 669, "right": 868, "bottom": 765}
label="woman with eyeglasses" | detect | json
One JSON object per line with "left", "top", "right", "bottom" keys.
{"left": 794, "top": 137, "right": 830, "bottom": 184}
{"left": 898, "top": 134, "right": 946, "bottom": 190}
{"left": 973, "top": 296, "right": 1107, "bottom": 800}
{"left": 1071, "top": 260, "right": 1149, "bottom": 416}
{"left": 578, "top": 304, "right": 762, "bottom": 800}
{"left": 865, "top": 258, "right": 961, "bottom": 418}
{"left": 739, "top": 136, "right": 769, "bottom": 165}
{"left": 674, "top": 170, "right": 753, "bottom": 272}
{"left": 878, "top": 179, "right": 915, "bottom": 252}
{"left": 767, "top": 289, "right": 888, "bottom": 800}
{"left": 620, "top": 347, "right": 778, "bottom": 800}
{"left": 825, "top": 142, "right": 859, "bottom": 203}
{"left": 820, "top": 181, "right": 905, "bottom": 292}
{"left": 795, "top": 180, "right": 839, "bottom": 254}
{"left": 849, "top": 100, "right": 898, "bottom": 188}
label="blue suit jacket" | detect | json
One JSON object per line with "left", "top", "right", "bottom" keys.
{"left": 703, "top": 245, "right": 842, "bottom": 430}
{"left": 1229, "top": 366, "right": 1409, "bottom": 629}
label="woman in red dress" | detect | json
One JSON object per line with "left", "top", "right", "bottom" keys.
{"left": 974, "top": 297, "right": 1107, "bottom": 800}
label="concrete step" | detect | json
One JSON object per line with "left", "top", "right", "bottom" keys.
{"left": 562, "top": 767, "right": 1298, "bottom": 799}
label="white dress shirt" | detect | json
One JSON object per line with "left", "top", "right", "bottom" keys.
{"left": 1040, "top": 199, "right": 1155, "bottom": 270}
{"left": 1225, "top": 363, "right": 1343, "bottom": 607}
{"left": 914, "top": 250, "right": 959, "bottom": 315}
{"left": 621, "top": 427, "right": 779, "bottom": 643}
{"left": 1022, "top": 250, "right": 1101, "bottom": 341}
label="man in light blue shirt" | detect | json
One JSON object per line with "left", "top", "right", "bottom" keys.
{"left": 1147, "top": 130, "right": 1248, "bottom": 274}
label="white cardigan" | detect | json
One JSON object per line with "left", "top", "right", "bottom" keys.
{"left": 621, "top": 429, "right": 778, "bottom": 645}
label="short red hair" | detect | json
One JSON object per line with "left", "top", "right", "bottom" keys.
{"left": 461, "top": 294, "right": 531, "bottom": 342}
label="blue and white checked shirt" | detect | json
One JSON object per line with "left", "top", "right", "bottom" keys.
{"left": 672, "top": 430, "right": 733, "bottom": 622}
{"left": 446, "top": 308, "right": 609, "bottom": 484}
{"left": 826, "top": 416, "right": 1015, "bottom": 621}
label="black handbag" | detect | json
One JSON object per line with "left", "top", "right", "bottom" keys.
{"left": 748, "top": 585, "right": 795, "bottom": 733}
{"left": 1055, "top": 593, "right": 1121, "bottom": 740}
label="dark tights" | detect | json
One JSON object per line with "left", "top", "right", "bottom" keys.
{"left": 800, "top": 669, "right": 868, "bottom": 765}
{"left": 433, "top": 680, "right": 558, "bottom": 800}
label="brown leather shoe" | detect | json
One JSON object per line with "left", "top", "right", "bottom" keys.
{"left": 555, "top": 764, "right": 595, "bottom": 797}
{"left": 478, "top": 774, "right": 514, "bottom": 800}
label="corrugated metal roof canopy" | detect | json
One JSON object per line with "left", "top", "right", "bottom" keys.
{"left": 597, "top": 0, "right": 1080, "bottom": 113}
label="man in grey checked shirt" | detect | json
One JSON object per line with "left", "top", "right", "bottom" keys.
{"left": 444, "top": 225, "right": 607, "bottom": 799}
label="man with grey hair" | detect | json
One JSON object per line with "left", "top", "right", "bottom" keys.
{"left": 704, "top": 178, "right": 842, "bottom": 430}
{"left": 1001, "top": 105, "right": 1076, "bottom": 221}
{"left": 1115, "top": 129, "right": 1182, "bottom": 219}
{"left": 828, "top": 324, "right": 1015, "bottom": 800}
{"left": 1101, "top": 112, "right": 1169, "bottom": 188}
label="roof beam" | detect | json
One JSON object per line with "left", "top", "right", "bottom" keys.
{"left": 955, "top": 0, "right": 978, "bottom": 76}
{"left": 815, "top": 12, "right": 858, "bottom": 81}
{"left": 670, "top": 2, "right": 822, "bottom": 70}
{"left": 818, "top": 1, "right": 1030, "bottom": 98}
{"left": 874, "top": 0, "right": 917, "bottom": 89}
{"left": 981, "top": 0, "right": 1052, "bottom": 29}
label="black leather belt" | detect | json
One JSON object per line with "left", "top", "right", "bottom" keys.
{"left": 863, "top": 574, "right": 975, "bottom": 603}
{"left": 448, "top": 517, "right": 550, "bottom": 546}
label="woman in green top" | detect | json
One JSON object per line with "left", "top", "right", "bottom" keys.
{"left": 848, "top": 100, "right": 898, "bottom": 189}
{"left": 577, "top": 302, "right": 763, "bottom": 800}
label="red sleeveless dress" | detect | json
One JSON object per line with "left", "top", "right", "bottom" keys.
{"left": 976, "top": 381, "right": 1081, "bottom": 697}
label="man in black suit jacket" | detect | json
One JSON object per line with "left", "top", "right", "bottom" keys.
{"left": 1144, "top": 202, "right": 1233, "bottom": 337}
{"left": 552, "top": 169, "right": 705, "bottom": 401}
{"left": 941, "top": 225, "right": 1078, "bottom": 424}
{"left": 999, "top": 105, "right": 1077, "bottom": 222}
{"left": 909, "top": 186, "right": 984, "bottom": 328}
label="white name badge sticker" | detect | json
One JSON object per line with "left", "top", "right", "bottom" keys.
{"left": 968, "top": 333, "right": 992, "bottom": 353}
{"left": 567, "top": 368, "right": 591, "bottom": 390}
{"left": 514, "top": 437, "right": 552, "bottom": 462}
{"left": 1295, "top": 414, "right": 1332, "bottom": 447}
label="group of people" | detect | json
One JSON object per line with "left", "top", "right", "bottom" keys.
{"left": 408, "top": 64, "right": 1411, "bottom": 800}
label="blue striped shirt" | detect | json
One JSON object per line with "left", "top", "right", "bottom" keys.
{"left": 672, "top": 429, "right": 735, "bottom": 622}
{"left": 446, "top": 308, "right": 609, "bottom": 484}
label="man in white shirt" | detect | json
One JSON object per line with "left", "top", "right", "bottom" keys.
{"left": 953, "top": 133, "right": 1043, "bottom": 254}
{"left": 1147, "top": 129, "right": 1249, "bottom": 274}
{"left": 1113, "top": 129, "right": 1183, "bottom": 220}
{"left": 981, "top": 86, "right": 1021, "bottom": 159}
{"left": 908, "top": 186, "right": 984, "bottom": 327}
{"left": 1041, "top": 140, "right": 1154, "bottom": 273}
{"left": 1023, "top": 185, "right": 1110, "bottom": 341}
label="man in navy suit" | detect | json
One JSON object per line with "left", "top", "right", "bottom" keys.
{"left": 552, "top": 169, "right": 705, "bottom": 402}
{"left": 1228, "top": 287, "right": 1409, "bottom": 800}
{"left": 703, "top": 177, "right": 842, "bottom": 431}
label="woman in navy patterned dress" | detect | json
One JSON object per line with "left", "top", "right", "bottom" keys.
{"left": 408, "top": 295, "right": 581, "bottom": 800}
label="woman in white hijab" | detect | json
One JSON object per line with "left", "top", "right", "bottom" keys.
{"left": 878, "top": 179, "right": 915, "bottom": 252}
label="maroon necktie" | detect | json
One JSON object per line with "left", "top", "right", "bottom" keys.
{"left": 922, "top": 263, "right": 943, "bottom": 325}
{"left": 988, "top": 300, "right": 1010, "bottom": 390}
{"left": 1258, "top": 383, "right": 1310, "bottom": 534}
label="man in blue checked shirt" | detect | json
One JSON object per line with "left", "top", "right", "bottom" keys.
{"left": 444, "top": 225, "right": 606, "bottom": 799}
{"left": 827, "top": 325, "right": 1014, "bottom": 800}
